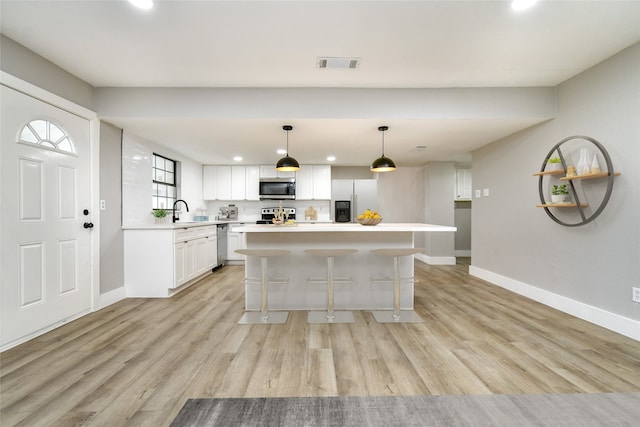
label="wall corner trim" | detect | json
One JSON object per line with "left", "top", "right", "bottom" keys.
{"left": 469, "top": 265, "right": 640, "bottom": 342}
{"left": 416, "top": 254, "right": 457, "bottom": 265}
{"left": 99, "top": 286, "right": 127, "bottom": 309}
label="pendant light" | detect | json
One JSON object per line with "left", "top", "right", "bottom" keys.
{"left": 276, "top": 125, "right": 300, "bottom": 172}
{"left": 370, "top": 126, "right": 396, "bottom": 172}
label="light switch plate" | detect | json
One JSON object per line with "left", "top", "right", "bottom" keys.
{"left": 483, "top": 188, "right": 490, "bottom": 197}
{"left": 475, "top": 189, "right": 481, "bottom": 198}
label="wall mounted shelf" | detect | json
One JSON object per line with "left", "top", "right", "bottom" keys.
{"left": 559, "top": 171, "right": 620, "bottom": 181}
{"left": 536, "top": 203, "right": 589, "bottom": 208}
{"left": 532, "top": 170, "right": 565, "bottom": 177}
{"left": 535, "top": 135, "right": 620, "bottom": 227}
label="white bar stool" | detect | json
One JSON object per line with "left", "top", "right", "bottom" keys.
{"left": 236, "top": 249, "right": 290, "bottom": 324}
{"left": 370, "top": 248, "right": 424, "bottom": 323}
{"left": 305, "top": 249, "right": 358, "bottom": 323}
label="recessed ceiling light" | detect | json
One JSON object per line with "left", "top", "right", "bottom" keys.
{"left": 277, "top": 149, "right": 287, "bottom": 155}
{"left": 326, "top": 156, "right": 336, "bottom": 162}
{"left": 317, "top": 57, "right": 361, "bottom": 69}
{"left": 416, "top": 146, "right": 427, "bottom": 150}
{"left": 129, "top": 0, "right": 154, "bottom": 10}
{"left": 511, "top": 0, "right": 538, "bottom": 11}
{"left": 233, "top": 156, "right": 243, "bottom": 162}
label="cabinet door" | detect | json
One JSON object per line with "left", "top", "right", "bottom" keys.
{"left": 231, "top": 166, "right": 246, "bottom": 200}
{"left": 202, "top": 166, "right": 217, "bottom": 200}
{"left": 227, "top": 231, "right": 244, "bottom": 260}
{"left": 312, "top": 165, "right": 331, "bottom": 200}
{"left": 260, "top": 164, "right": 277, "bottom": 178}
{"left": 295, "top": 166, "right": 313, "bottom": 200}
{"left": 278, "top": 170, "right": 296, "bottom": 178}
{"left": 194, "top": 238, "right": 208, "bottom": 275}
{"left": 205, "top": 235, "right": 218, "bottom": 269}
{"left": 184, "top": 240, "right": 196, "bottom": 282}
{"left": 245, "top": 166, "right": 260, "bottom": 200}
{"left": 456, "top": 169, "right": 472, "bottom": 200}
{"left": 216, "top": 166, "right": 232, "bottom": 200}
{"left": 174, "top": 242, "right": 186, "bottom": 288}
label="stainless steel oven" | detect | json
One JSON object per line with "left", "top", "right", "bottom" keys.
{"left": 256, "top": 207, "right": 296, "bottom": 224}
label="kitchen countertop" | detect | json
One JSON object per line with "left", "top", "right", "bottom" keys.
{"left": 122, "top": 220, "right": 240, "bottom": 230}
{"left": 232, "top": 222, "right": 457, "bottom": 233}
{"left": 122, "top": 220, "right": 335, "bottom": 230}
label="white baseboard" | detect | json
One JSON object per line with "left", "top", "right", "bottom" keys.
{"left": 99, "top": 286, "right": 127, "bottom": 309}
{"left": 469, "top": 265, "right": 640, "bottom": 341}
{"left": 415, "top": 254, "right": 457, "bottom": 265}
{"left": 455, "top": 250, "right": 471, "bottom": 257}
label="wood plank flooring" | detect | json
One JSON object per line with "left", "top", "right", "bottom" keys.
{"left": 1, "top": 259, "right": 639, "bottom": 426}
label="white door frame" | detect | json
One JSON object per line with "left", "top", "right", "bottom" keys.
{"left": 1, "top": 71, "right": 100, "bottom": 345}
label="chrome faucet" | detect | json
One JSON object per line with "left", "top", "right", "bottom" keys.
{"left": 172, "top": 199, "right": 189, "bottom": 223}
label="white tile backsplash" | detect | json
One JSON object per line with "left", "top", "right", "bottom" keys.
{"left": 122, "top": 131, "right": 205, "bottom": 226}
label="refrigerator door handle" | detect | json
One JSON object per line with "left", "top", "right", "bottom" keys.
{"left": 352, "top": 194, "right": 357, "bottom": 223}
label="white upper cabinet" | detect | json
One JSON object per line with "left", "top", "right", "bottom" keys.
{"left": 231, "top": 165, "right": 246, "bottom": 200}
{"left": 203, "top": 165, "right": 261, "bottom": 201}
{"left": 245, "top": 166, "right": 260, "bottom": 200}
{"left": 202, "top": 165, "right": 217, "bottom": 200}
{"left": 455, "top": 168, "right": 472, "bottom": 200}
{"left": 312, "top": 165, "right": 332, "bottom": 200}
{"left": 260, "top": 164, "right": 295, "bottom": 178}
{"left": 295, "top": 167, "right": 313, "bottom": 200}
{"left": 215, "top": 166, "right": 232, "bottom": 200}
{"left": 296, "top": 165, "right": 331, "bottom": 200}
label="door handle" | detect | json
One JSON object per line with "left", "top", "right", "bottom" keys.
{"left": 83, "top": 222, "right": 94, "bottom": 229}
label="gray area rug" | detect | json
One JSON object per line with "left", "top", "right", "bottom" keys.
{"left": 170, "top": 393, "right": 640, "bottom": 426}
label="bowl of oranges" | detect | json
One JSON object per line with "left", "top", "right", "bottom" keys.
{"left": 357, "top": 209, "right": 382, "bottom": 226}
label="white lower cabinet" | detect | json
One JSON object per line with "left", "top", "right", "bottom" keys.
{"left": 227, "top": 224, "right": 246, "bottom": 262}
{"left": 125, "top": 224, "right": 219, "bottom": 297}
{"left": 174, "top": 239, "right": 196, "bottom": 288}
{"left": 205, "top": 235, "right": 218, "bottom": 269}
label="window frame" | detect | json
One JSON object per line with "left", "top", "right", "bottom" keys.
{"left": 152, "top": 153, "right": 178, "bottom": 211}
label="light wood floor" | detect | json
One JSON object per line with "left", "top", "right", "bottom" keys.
{"left": 2, "top": 259, "right": 639, "bottom": 426}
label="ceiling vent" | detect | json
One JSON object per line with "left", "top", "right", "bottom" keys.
{"left": 317, "top": 57, "right": 360, "bottom": 69}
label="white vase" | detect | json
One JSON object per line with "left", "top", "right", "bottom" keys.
{"left": 576, "top": 148, "right": 590, "bottom": 176}
{"left": 590, "top": 154, "right": 601, "bottom": 174}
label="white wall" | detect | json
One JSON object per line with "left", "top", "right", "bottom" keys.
{"left": 471, "top": 43, "right": 640, "bottom": 338}
{"left": 0, "top": 35, "right": 94, "bottom": 110}
{"left": 377, "top": 165, "right": 455, "bottom": 263}
{"left": 122, "top": 131, "right": 205, "bottom": 226}
{"left": 423, "top": 162, "right": 456, "bottom": 262}
{"left": 99, "top": 122, "right": 124, "bottom": 294}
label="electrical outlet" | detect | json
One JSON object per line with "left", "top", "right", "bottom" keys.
{"left": 633, "top": 287, "right": 640, "bottom": 303}
{"left": 100, "top": 200, "right": 106, "bottom": 210}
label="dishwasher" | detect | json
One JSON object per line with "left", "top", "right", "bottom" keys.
{"left": 216, "top": 224, "right": 228, "bottom": 267}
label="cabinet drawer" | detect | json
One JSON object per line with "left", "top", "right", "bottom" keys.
{"left": 174, "top": 228, "right": 197, "bottom": 242}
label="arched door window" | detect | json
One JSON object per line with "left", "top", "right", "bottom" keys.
{"left": 19, "top": 119, "right": 77, "bottom": 155}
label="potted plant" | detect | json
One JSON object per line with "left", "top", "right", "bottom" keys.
{"left": 152, "top": 208, "right": 167, "bottom": 223}
{"left": 551, "top": 184, "right": 569, "bottom": 203}
{"left": 547, "top": 156, "right": 562, "bottom": 171}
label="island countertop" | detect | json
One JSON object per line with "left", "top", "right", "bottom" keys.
{"left": 236, "top": 221, "right": 457, "bottom": 311}
{"left": 232, "top": 222, "right": 456, "bottom": 233}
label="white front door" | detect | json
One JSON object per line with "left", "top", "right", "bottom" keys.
{"left": 1, "top": 84, "right": 93, "bottom": 348}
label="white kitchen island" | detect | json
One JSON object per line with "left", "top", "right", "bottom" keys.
{"left": 232, "top": 223, "right": 456, "bottom": 311}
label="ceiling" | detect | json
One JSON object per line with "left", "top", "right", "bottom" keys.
{"left": 2, "top": 0, "right": 639, "bottom": 167}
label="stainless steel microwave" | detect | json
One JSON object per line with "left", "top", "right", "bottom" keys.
{"left": 259, "top": 178, "right": 296, "bottom": 200}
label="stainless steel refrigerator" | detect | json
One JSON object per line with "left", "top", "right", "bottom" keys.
{"left": 331, "top": 179, "right": 378, "bottom": 222}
